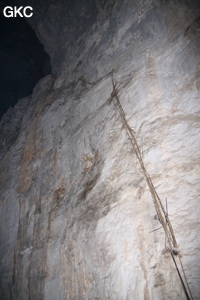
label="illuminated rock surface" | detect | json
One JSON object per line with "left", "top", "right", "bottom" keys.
{"left": 0, "top": 1, "right": 200, "bottom": 299}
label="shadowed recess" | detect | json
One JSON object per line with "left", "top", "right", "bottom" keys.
{"left": 0, "top": 15, "right": 51, "bottom": 119}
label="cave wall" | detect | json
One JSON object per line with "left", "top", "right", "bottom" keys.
{"left": 0, "top": 1, "right": 200, "bottom": 299}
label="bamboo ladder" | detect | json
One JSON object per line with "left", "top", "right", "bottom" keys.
{"left": 109, "top": 69, "right": 193, "bottom": 300}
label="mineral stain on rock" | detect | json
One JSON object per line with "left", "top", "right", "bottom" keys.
{"left": 0, "top": 0, "right": 200, "bottom": 299}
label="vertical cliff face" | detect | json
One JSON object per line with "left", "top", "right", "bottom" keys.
{"left": 0, "top": 1, "right": 200, "bottom": 299}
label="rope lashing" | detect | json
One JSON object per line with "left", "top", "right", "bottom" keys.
{"left": 110, "top": 69, "right": 193, "bottom": 300}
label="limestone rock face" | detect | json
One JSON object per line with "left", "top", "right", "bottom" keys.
{"left": 0, "top": 1, "right": 200, "bottom": 299}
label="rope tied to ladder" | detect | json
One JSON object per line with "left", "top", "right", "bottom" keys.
{"left": 110, "top": 69, "right": 193, "bottom": 300}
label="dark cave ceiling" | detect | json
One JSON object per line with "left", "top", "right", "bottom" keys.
{"left": 1, "top": 0, "right": 199, "bottom": 120}
{"left": 0, "top": 13, "right": 51, "bottom": 119}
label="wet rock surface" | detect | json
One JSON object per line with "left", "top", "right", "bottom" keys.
{"left": 0, "top": 1, "right": 200, "bottom": 299}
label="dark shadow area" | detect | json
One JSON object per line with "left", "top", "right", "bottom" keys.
{"left": 0, "top": 15, "right": 51, "bottom": 119}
